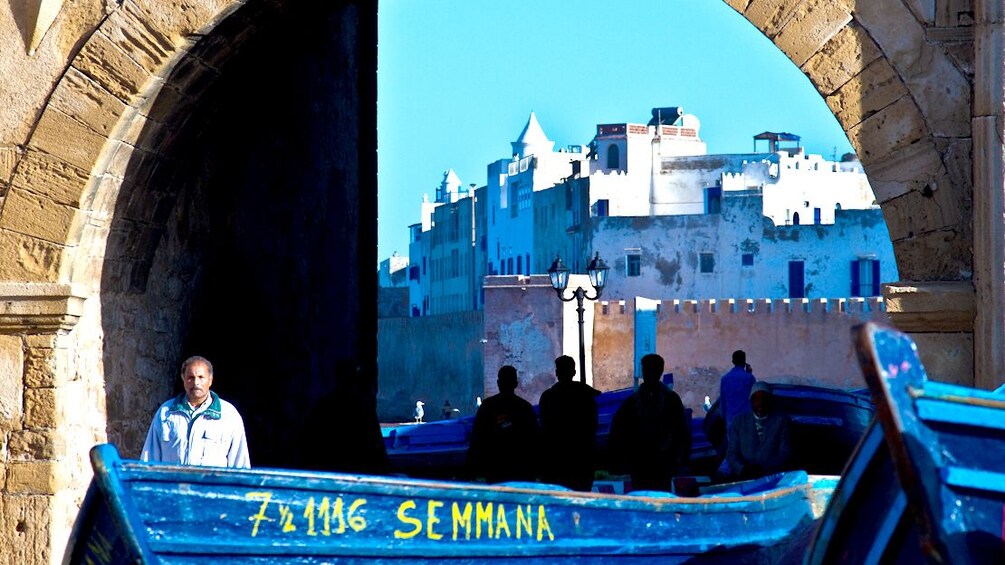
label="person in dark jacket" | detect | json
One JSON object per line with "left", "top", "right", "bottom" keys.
{"left": 609, "top": 353, "right": 691, "bottom": 492}
{"left": 539, "top": 355, "right": 600, "bottom": 491}
{"left": 467, "top": 365, "right": 540, "bottom": 483}
{"left": 726, "top": 381, "right": 792, "bottom": 480}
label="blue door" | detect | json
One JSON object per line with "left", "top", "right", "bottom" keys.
{"left": 789, "top": 261, "right": 805, "bottom": 298}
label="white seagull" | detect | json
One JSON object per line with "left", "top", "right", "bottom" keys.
{"left": 414, "top": 400, "right": 425, "bottom": 423}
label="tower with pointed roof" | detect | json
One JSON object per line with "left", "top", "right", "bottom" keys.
{"left": 511, "top": 112, "right": 555, "bottom": 158}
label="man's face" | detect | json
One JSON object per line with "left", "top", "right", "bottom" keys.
{"left": 182, "top": 361, "right": 213, "bottom": 406}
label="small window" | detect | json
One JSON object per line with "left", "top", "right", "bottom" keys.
{"left": 607, "top": 145, "right": 620, "bottom": 169}
{"left": 814, "top": 207, "right": 821, "bottom": 225}
{"left": 409, "top": 265, "right": 420, "bottom": 281}
{"left": 706, "top": 187, "right": 722, "bottom": 214}
{"left": 596, "top": 199, "right": 609, "bottom": 217}
{"left": 741, "top": 253, "right": 754, "bottom": 267}
{"left": 517, "top": 255, "right": 523, "bottom": 275}
{"left": 507, "top": 258, "right": 514, "bottom": 274}
{"left": 627, "top": 254, "right": 641, "bottom": 277}
{"left": 852, "top": 259, "right": 881, "bottom": 297}
{"left": 700, "top": 253, "right": 715, "bottom": 273}
{"left": 792, "top": 211, "right": 801, "bottom": 226}
{"left": 526, "top": 253, "right": 531, "bottom": 274}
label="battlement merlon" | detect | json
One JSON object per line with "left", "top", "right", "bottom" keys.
{"left": 596, "top": 296, "right": 886, "bottom": 315}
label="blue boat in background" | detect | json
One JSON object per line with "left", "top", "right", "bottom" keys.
{"left": 64, "top": 445, "right": 833, "bottom": 564}
{"left": 807, "top": 322, "right": 1005, "bottom": 563}
{"left": 384, "top": 382, "right": 873, "bottom": 480}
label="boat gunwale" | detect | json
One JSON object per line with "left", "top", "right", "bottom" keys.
{"left": 116, "top": 458, "right": 815, "bottom": 511}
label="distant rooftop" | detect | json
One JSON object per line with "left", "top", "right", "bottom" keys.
{"left": 754, "top": 131, "right": 801, "bottom": 154}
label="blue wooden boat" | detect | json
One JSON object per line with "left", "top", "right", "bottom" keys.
{"left": 807, "top": 322, "right": 1005, "bottom": 562}
{"left": 65, "top": 444, "right": 832, "bottom": 563}
{"left": 386, "top": 383, "right": 873, "bottom": 480}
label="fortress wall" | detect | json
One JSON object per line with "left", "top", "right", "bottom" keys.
{"left": 593, "top": 297, "right": 888, "bottom": 413}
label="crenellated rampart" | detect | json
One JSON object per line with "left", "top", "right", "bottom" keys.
{"left": 592, "top": 296, "right": 889, "bottom": 413}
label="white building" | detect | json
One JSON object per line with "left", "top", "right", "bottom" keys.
{"left": 402, "top": 108, "right": 897, "bottom": 314}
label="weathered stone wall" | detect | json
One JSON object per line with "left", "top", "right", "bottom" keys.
{"left": 377, "top": 311, "right": 484, "bottom": 422}
{"left": 481, "top": 275, "right": 578, "bottom": 404}
{"left": 593, "top": 297, "right": 890, "bottom": 414}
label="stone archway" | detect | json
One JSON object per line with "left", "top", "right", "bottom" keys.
{"left": 0, "top": 0, "right": 377, "bottom": 561}
{"left": 723, "top": 0, "right": 983, "bottom": 387}
{"left": 0, "top": 0, "right": 1000, "bottom": 562}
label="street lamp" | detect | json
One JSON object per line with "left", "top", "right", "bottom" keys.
{"left": 547, "top": 252, "right": 609, "bottom": 383}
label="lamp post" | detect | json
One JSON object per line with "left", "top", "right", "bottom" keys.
{"left": 547, "top": 252, "right": 610, "bottom": 384}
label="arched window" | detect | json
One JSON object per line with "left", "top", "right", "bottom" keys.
{"left": 517, "top": 255, "right": 523, "bottom": 274}
{"left": 793, "top": 212, "right": 801, "bottom": 225}
{"left": 607, "top": 144, "right": 620, "bottom": 169}
{"left": 526, "top": 253, "right": 531, "bottom": 274}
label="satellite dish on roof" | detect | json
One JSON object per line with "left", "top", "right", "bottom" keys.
{"left": 648, "top": 107, "right": 684, "bottom": 126}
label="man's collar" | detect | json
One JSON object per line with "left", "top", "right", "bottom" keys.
{"left": 170, "top": 391, "right": 222, "bottom": 419}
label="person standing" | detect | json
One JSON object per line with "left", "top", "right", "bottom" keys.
{"left": 466, "top": 366, "right": 539, "bottom": 483}
{"left": 539, "top": 355, "right": 599, "bottom": 491}
{"left": 141, "top": 356, "right": 250, "bottom": 468}
{"left": 715, "top": 350, "right": 756, "bottom": 477}
{"left": 609, "top": 353, "right": 691, "bottom": 492}
{"left": 726, "top": 382, "right": 792, "bottom": 480}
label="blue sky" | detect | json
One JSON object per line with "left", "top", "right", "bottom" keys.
{"left": 377, "top": 0, "right": 855, "bottom": 261}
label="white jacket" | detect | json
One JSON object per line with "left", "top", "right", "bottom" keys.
{"left": 141, "top": 392, "right": 250, "bottom": 468}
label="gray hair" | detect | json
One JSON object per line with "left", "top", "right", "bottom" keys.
{"left": 180, "top": 355, "right": 214, "bottom": 377}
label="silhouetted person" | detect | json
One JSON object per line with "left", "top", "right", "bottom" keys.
{"left": 539, "top": 355, "right": 600, "bottom": 491}
{"left": 609, "top": 353, "right": 691, "bottom": 492}
{"left": 726, "top": 381, "right": 791, "bottom": 481}
{"left": 716, "top": 350, "right": 756, "bottom": 477}
{"left": 467, "top": 366, "right": 539, "bottom": 483}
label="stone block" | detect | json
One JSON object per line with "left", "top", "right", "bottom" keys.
{"left": 23, "top": 388, "right": 57, "bottom": 429}
{"left": 881, "top": 175, "right": 964, "bottom": 241}
{"left": 772, "top": 0, "right": 851, "bottom": 67}
{"left": 803, "top": 22, "right": 883, "bottom": 95}
{"left": 722, "top": 0, "right": 752, "bottom": 12}
{"left": 853, "top": 0, "right": 928, "bottom": 70}
{"left": 24, "top": 346, "right": 68, "bottom": 389}
{"left": 910, "top": 332, "right": 974, "bottom": 387}
{"left": 0, "top": 494, "right": 52, "bottom": 565}
{"left": 743, "top": 0, "right": 802, "bottom": 38}
{"left": 8, "top": 149, "right": 90, "bottom": 208}
{"left": 28, "top": 108, "right": 107, "bottom": 173}
{"left": 884, "top": 281, "right": 975, "bottom": 333}
{"left": 845, "top": 96, "right": 927, "bottom": 162}
{"left": 901, "top": 46, "right": 971, "bottom": 138}
{"left": 0, "top": 146, "right": 23, "bottom": 184}
{"left": 7, "top": 429, "right": 63, "bottom": 460}
{"left": 865, "top": 139, "right": 945, "bottom": 202}
{"left": 0, "top": 188, "right": 83, "bottom": 246}
{"left": 129, "top": 0, "right": 246, "bottom": 40}
{"left": 826, "top": 59, "right": 908, "bottom": 130}
{"left": 891, "top": 229, "right": 971, "bottom": 281}
{"left": 72, "top": 30, "right": 152, "bottom": 102}
{"left": 47, "top": 68, "right": 128, "bottom": 139}
{"left": 6, "top": 461, "right": 66, "bottom": 494}
{"left": 0, "top": 230, "right": 63, "bottom": 282}
{"left": 101, "top": 2, "right": 185, "bottom": 73}
{"left": 0, "top": 335, "right": 24, "bottom": 431}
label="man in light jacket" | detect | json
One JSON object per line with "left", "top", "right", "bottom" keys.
{"left": 141, "top": 356, "right": 250, "bottom": 468}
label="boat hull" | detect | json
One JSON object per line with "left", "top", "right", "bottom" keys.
{"left": 66, "top": 445, "right": 827, "bottom": 563}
